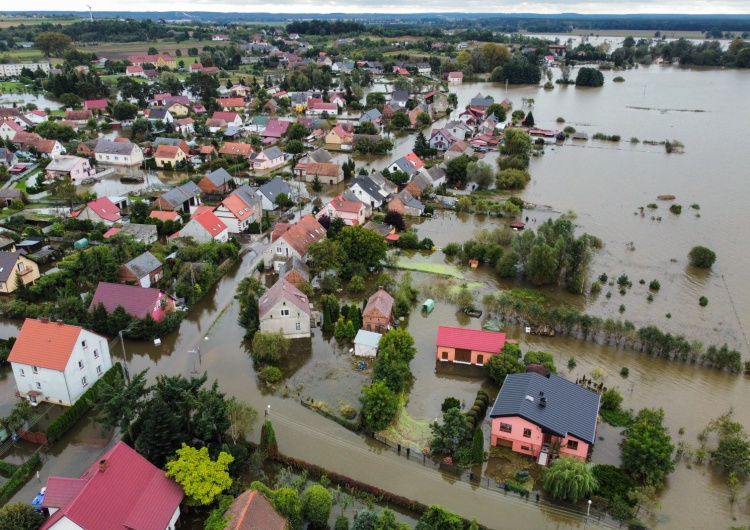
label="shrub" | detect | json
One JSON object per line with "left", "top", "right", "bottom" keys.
{"left": 442, "top": 242, "right": 461, "bottom": 256}
{"left": 649, "top": 280, "right": 660, "bottom": 291}
{"left": 600, "top": 388, "right": 623, "bottom": 411}
{"left": 590, "top": 281, "right": 601, "bottom": 293}
{"left": 335, "top": 516, "right": 350, "bottom": 530}
{"left": 620, "top": 367, "right": 630, "bottom": 377}
{"left": 303, "top": 484, "right": 333, "bottom": 528}
{"left": 259, "top": 366, "right": 283, "bottom": 383}
{"left": 0, "top": 450, "right": 41, "bottom": 504}
{"left": 688, "top": 246, "right": 716, "bottom": 268}
{"left": 556, "top": 117, "right": 565, "bottom": 123}
{"left": 613, "top": 76, "right": 625, "bottom": 82}
{"left": 669, "top": 204, "right": 682, "bottom": 215}
{"left": 699, "top": 296, "right": 708, "bottom": 307}
{"left": 568, "top": 357, "right": 577, "bottom": 369}
{"left": 592, "top": 464, "right": 637, "bottom": 505}
{"left": 339, "top": 404, "right": 357, "bottom": 420}
{"left": 441, "top": 397, "right": 461, "bottom": 413}
{"left": 599, "top": 273, "right": 608, "bottom": 283}
{"left": 563, "top": 126, "right": 576, "bottom": 134}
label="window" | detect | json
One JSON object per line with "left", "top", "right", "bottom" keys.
{"left": 281, "top": 309, "right": 290, "bottom": 316}
{"left": 17, "top": 262, "right": 23, "bottom": 271}
{"left": 523, "top": 428, "right": 532, "bottom": 438}
{"left": 81, "top": 340, "right": 87, "bottom": 349}
{"left": 97, "top": 365, "right": 102, "bottom": 376}
{"left": 295, "top": 322, "right": 301, "bottom": 331}
{"left": 499, "top": 423, "right": 512, "bottom": 433}
{"left": 36, "top": 382, "right": 42, "bottom": 390}
{"left": 521, "top": 445, "right": 530, "bottom": 451}
{"left": 19, "top": 368, "right": 25, "bottom": 377}
{"left": 81, "top": 376, "right": 88, "bottom": 387}
{"left": 93, "top": 349, "right": 99, "bottom": 359}
{"left": 32, "top": 366, "right": 39, "bottom": 374}
{"left": 566, "top": 440, "right": 579, "bottom": 451}
{"left": 78, "top": 360, "right": 84, "bottom": 370}
{"left": 276, "top": 246, "right": 282, "bottom": 254}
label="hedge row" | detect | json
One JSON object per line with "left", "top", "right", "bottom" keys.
{"left": 46, "top": 363, "right": 123, "bottom": 444}
{"left": 0, "top": 459, "right": 19, "bottom": 476}
{"left": 299, "top": 399, "right": 359, "bottom": 432}
{"left": 0, "top": 450, "right": 41, "bottom": 503}
{"left": 269, "top": 451, "right": 489, "bottom": 530}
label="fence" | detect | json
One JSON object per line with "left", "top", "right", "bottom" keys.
{"left": 17, "top": 428, "right": 47, "bottom": 445}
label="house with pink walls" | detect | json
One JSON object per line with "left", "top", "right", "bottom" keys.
{"left": 489, "top": 372, "right": 600, "bottom": 465}
{"left": 435, "top": 325, "right": 506, "bottom": 366}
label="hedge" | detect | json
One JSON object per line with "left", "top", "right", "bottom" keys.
{"left": 0, "top": 459, "right": 19, "bottom": 476}
{"left": 0, "top": 450, "right": 41, "bottom": 503}
{"left": 46, "top": 363, "right": 123, "bottom": 444}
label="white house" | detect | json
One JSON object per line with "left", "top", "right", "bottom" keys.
{"left": 93, "top": 139, "right": 144, "bottom": 167}
{"left": 258, "top": 278, "right": 312, "bottom": 339}
{"left": 174, "top": 210, "right": 228, "bottom": 243}
{"left": 348, "top": 176, "right": 389, "bottom": 209}
{"left": 213, "top": 190, "right": 261, "bottom": 234}
{"left": 354, "top": 329, "right": 381, "bottom": 357}
{"left": 8, "top": 318, "right": 113, "bottom": 407}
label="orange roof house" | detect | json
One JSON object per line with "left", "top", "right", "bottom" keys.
{"left": 220, "top": 142, "right": 254, "bottom": 158}
{"left": 76, "top": 197, "right": 122, "bottom": 226}
{"left": 223, "top": 491, "right": 286, "bottom": 530}
{"left": 8, "top": 318, "right": 113, "bottom": 406}
{"left": 363, "top": 287, "right": 394, "bottom": 334}
{"left": 264, "top": 214, "right": 326, "bottom": 269}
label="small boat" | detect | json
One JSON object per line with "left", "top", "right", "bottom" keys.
{"left": 463, "top": 308, "right": 482, "bottom": 318}
{"left": 422, "top": 299, "right": 435, "bottom": 313}
{"left": 80, "top": 177, "right": 97, "bottom": 185}
{"left": 120, "top": 175, "right": 145, "bottom": 183}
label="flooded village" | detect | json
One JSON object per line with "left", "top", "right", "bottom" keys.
{"left": 0, "top": 17, "right": 750, "bottom": 530}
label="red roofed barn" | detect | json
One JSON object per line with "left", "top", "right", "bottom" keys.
{"left": 435, "top": 325, "right": 506, "bottom": 365}
{"left": 8, "top": 318, "right": 113, "bottom": 406}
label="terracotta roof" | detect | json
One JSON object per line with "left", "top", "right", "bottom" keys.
{"left": 154, "top": 144, "right": 181, "bottom": 159}
{"left": 212, "top": 111, "right": 239, "bottom": 122}
{"left": 193, "top": 210, "right": 228, "bottom": 236}
{"left": 199, "top": 145, "right": 216, "bottom": 154}
{"left": 306, "top": 161, "right": 340, "bottom": 178}
{"left": 89, "top": 282, "right": 165, "bottom": 319}
{"left": 0, "top": 119, "right": 24, "bottom": 133}
{"left": 272, "top": 214, "right": 326, "bottom": 257}
{"left": 217, "top": 97, "right": 245, "bottom": 108}
{"left": 436, "top": 325, "right": 506, "bottom": 354}
{"left": 279, "top": 256, "right": 309, "bottom": 282}
{"left": 102, "top": 227, "right": 121, "bottom": 238}
{"left": 8, "top": 318, "right": 98, "bottom": 371}
{"left": 83, "top": 197, "right": 121, "bottom": 222}
{"left": 40, "top": 442, "right": 184, "bottom": 530}
{"left": 221, "top": 194, "right": 255, "bottom": 221}
{"left": 224, "top": 490, "right": 286, "bottom": 530}
{"left": 259, "top": 278, "right": 311, "bottom": 319}
{"left": 149, "top": 210, "right": 180, "bottom": 222}
{"left": 404, "top": 151, "right": 426, "bottom": 170}
{"left": 326, "top": 195, "right": 364, "bottom": 214}
{"left": 364, "top": 288, "right": 394, "bottom": 318}
{"left": 220, "top": 142, "right": 253, "bottom": 157}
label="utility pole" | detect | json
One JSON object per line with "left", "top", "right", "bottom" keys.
{"left": 119, "top": 331, "right": 130, "bottom": 384}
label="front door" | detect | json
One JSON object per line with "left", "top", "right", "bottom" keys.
{"left": 455, "top": 348, "right": 471, "bottom": 363}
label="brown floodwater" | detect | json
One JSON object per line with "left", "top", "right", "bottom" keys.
{"left": 3, "top": 66, "right": 750, "bottom": 529}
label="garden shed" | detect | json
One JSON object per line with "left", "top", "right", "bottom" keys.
{"left": 354, "top": 330, "right": 382, "bottom": 357}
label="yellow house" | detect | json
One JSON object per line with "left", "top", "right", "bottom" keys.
{"left": 127, "top": 54, "right": 177, "bottom": 69}
{"left": 0, "top": 251, "right": 40, "bottom": 294}
{"left": 154, "top": 145, "right": 187, "bottom": 169}
{"left": 166, "top": 102, "right": 189, "bottom": 117}
{"left": 325, "top": 125, "right": 353, "bottom": 147}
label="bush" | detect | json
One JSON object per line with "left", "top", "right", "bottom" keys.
{"left": 335, "top": 516, "right": 350, "bottom": 530}
{"left": 303, "top": 484, "right": 333, "bottom": 528}
{"left": 649, "top": 280, "right": 660, "bottom": 291}
{"left": 699, "top": 296, "right": 708, "bottom": 307}
{"left": 688, "top": 246, "right": 716, "bottom": 268}
{"left": 441, "top": 397, "right": 461, "bottom": 413}
{"left": 600, "top": 388, "right": 623, "bottom": 411}
{"left": 0, "top": 450, "right": 41, "bottom": 504}
{"left": 259, "top": 366, "right": 283, "bottom": 383}
{"left": 592, "top": 464, "right": 637, "bottom": 506}
{"left": 620, "top": 367, "right": 630, "bottom": 377}
{"left": 669, "top": 204, "right": 682, "bottom": 215}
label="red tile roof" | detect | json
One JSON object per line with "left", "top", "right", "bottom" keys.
{"left": 272, "top": 214, "right": 326, "bottom": 257}
{"left": 154, "top": 144, "right": 181, "bottom": 159}
{"left": 436, "top": 325, "right": 506, "bottom": 354}
{"left": 326, "top": 195, "right": 364, "bottom": 214}
{"left": 84, "top": 99, "right": 109, "bottom": 109}
{"left": 212, "top": 111, "right": 239, "bottom": 122}
{"left": 89, "top": 281, "right": 165, "bottom": 319}
{"left": 364, "top": 288, "right": 394, "bottom": 318}
{"left": 220, "top": 142, "right": 253, "bottom": 157}
{"left": 102, "top": 227, "right": 122, "bottom": 238}
{"left": 404, "top": 151, "right": 426, "bottom": 170}
{"left": 149, "top": 210, "right": 180, "bottom": 222}
{"left": 224, "top": 490, "right": 287, "bottom": 530}
{"left": 82, "top": 197, "right": 121, "bottom": 222}
{"left": 0, "top": 119, "right": 23, "bottom": 133}
{"left": 8, "top": 318, "right": 95, "bottom": 371}
{"left": 221, "top": 194, "right": 255, "bottom": 221}
{"left": 217, "top": 97, "right": 245, "bottom": 108}
{"left": 40, "top": 442, "right": 183, "bottom": 530}
{"left": 194, "top": 209, "right": 228, "bottom": 236}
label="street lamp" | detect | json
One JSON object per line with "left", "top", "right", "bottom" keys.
{"left": 265, "top": 404, "right": 270, "bottom": 418}
{"left": 587, "top": 499, "right": 592, "bottom": 517}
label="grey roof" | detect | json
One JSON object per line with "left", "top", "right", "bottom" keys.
{"left": 426, "top": 166, "right": 446, "bottom": 183}
{"left": 257, "top": 176, "right": 293, "bottom": 204}
{"left": 470, "top": 96, "right": 494, "bottom": 108}
{"left": 148, "top": 108, "right": 171, "bottom": 121}
{"left": 0, "top": 251, "right": 26, "bottom": 282}
{"left": 262, "top": 146, "right": 284, "bottom": 160}
{"left": 359, "top": 109, "right": 382, "bottom": 124}
{"left": 258, "top": 278, "right": 311, "bottom": 319}
{"left": 119, "top": 223, "right": 158, "bottom": 242}
{"left": 94, "top": 139, "right": 138, "bottom": 156}
{"left": 160, "top": 182, "right": 202, "bottom": 208}
{"left": 391, "top": 90, "right": 409, "bottom": 102}
{"left": 0, "top": 147, "right": 16, "bottom": 164}
{"left": 308, "top": 148, "right": 333, "bottom": 164}
{"left": 410, "top": 173, "right": 432, "bottom": 191}
{"left": 355, "top": 329, "right": 382, "bottom": 348}
{"left": 340, "top": 188, "right": 366, "bottom": 205}
{"left": 231, "top": 184, "right": 261, "bottom": 208}
{"left": 391, "top": 157, "right": 419, "bottom": 176}
{"left": 349, "top": 176, "right": 387, "bottom": 201}
{"left": 489, "top": 372, "right": 601, "bottom": 444}
{"left": 367, "top": 171, "right": 396, "bottom": 193}
{"left": 152, "top": 137, "right": 183, "bottom": 149}
{"left": 279, "top": 255, "right": 309, "bottom": 282}
{"left": 123, "top": 251, "right": 162, "bottom": 278}
{"left": 45, "top": 157, "right": 83, "bottom": 172}
{"left": 205, "top": 168, "right": 233, "bottom": 187}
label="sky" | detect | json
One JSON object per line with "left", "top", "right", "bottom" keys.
{"left": 9, "top": 1, "right": 750, "bottom": 15}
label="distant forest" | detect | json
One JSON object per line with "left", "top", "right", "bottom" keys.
{"left": 4, "top": 12, "right": 750, "bottom": 32}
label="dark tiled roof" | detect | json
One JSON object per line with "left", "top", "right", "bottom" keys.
{"left": 123, "top": 251, "right": 161, "bottom": 278}
{"left": 258, "top": 177, "right": 293, "bottom": 204}
{"left": 279, "top": 256, "right": 309, "bottom": 282}
{"left": 205, "top": 168, "right": 233, "bottom": 187}
{"left": 258, "top": 278, "right": 311, "bottom": 319}
{"left": 94, "top": 139, "right": 137, "bottom": 156}
{"left": 489, "top": 372, "right": 601, "bottom": 443}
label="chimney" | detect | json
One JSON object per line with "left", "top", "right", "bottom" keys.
{"left": 40, "top": 317, "right": 49, "bottom": 324}
{"left": 98, "top": 459, "right": 109, "bottom": 473}
{"left": 57, "top": 319, "right": 64, "bottom": 325}
{"left": 540, "top": 396, "right": 547, "bottom": 407}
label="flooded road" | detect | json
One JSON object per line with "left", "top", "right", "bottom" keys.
{"left": 3, "top": 66, "right": 750, "bottom": 529}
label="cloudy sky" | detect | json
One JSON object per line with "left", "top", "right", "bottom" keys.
{"left": 14, "top": 1, "right": 750, "bottom": 15}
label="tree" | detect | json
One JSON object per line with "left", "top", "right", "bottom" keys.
{"left": 134, "top": 396, "right": 186, "bottom": 467}
{"left": 417, "top": 112, "right": 431, "bottom": 127}
{"left": 95, "top": 369, "right": 150, "bottom": 442}
{"left": 484, "top": 103, "right": 507, "bottom": 122}
{"left": 456, "top": 286, "right": 474, "bottom": 310}
{"left": 526, "top": 242, "right": 558, "bottom": 285}
{"left": 337, "top": 225, "right": 387, "bottom": 276}
{"left": 307, "top": 238, "right": 344, "bottom": 277}
{"left": 112, "top": 101, "right": 139, "bottom": 121}
{"left": 492, "top": 58, "right": 542, "bottom": 84}
{"left": 251, "top": 330, "right": 290, "bottom": 364}
{"left": 286, "top": 122, "right": 309, "bottom": 140}
{"left": 394, "top": 76, "right": 412, "bottom": 92}
{"left": 286, "top": 139, "right": 303, "bottom": 155}
{"left": 522, "top": 111, "right": 535, "bottom": 127}
{"left": 543, "top": 457, "right": 599, "bottom": 503}
{"left": 484, "top": 353, "right": 525, "bottom": 385}
{"left": 311, "top": 174, "right": 323, "bottom": 193}
{"left": 349, "top": 275, "right": 365, "bottom": 292}
{"left": 351, "top": 510, "right": 378, "bottom": 530}
{"left": 303, "top": 484, "right": 333, "bottom": 528}
{"left": 391, "top": 112, "right": 410, "bottom": 129}
{"left": 35, "top": 32, "right": 73, "bottom": 56}
{"left": 441, "top": 397, "right": 461, "bottom": 413}
{"left": 384, "top": 210, "right": 406, "bottom": 231}
{"left": 466, "top": 160, "right": 494, "bottom": 190}
{"left": 575, "top": 67, "right": 605, "bottom": 87}
{"left": 500, "top": 128, "right": 532, "bottom": 162}
{"left": 621, "top": 408, "right": 675, "bottom": 486}
{"left": 373, "top": 328, "right": 417, "bottom": 394}
{"left": 413, "top": 130, "right": 430, "bottom": 158}
{"left": 166, "top": 444, "right": 233, "bottom": 506}
{"left": 430, "top": 407, "right": 472, "bottom": 455}
{"left": 225, "top": 398, "right": 258, "bottom": 444}
{"left": 359, "top": 380, "right": 399, "bottom": 431}
{"left": 358, "top": 121, "right": 378, "bottom": 135}
{"left": 688, "top": 246, "right": 716, "bottom": 268}
{"left": 496, "top": 168, "right": 531, "bottom": 190}
{"left": 445, "top": 154, "right": 476, "bottom": 186}
{"left": 600, "top": 388, "right": 623, "bottom": 411}
{"left": 470, "top": 428, "right": 485, "bottom": 464}
{"left": 712, "top": 435, "right": 750, "bottom": 476}
{"left": 415, "top": 505, "right": 464, "bottom": 530}
{"left": 185, "top": 72, "right": 220, "bottom": 103}
{"left": 259, "top": 419, "right": 279, "bottom": 454}
{"left": 0, "top": 502, "right": 45, "bottom": 530}
{"left": 59, "top": 93, "right": 82, "bottom": 108}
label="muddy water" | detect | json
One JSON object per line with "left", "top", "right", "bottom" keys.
{"left": 3, "top": 67, "right": 750, "bottom": 528}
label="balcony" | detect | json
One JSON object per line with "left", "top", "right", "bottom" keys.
{"left": 17, "top": 267, "right": 33, "bottom": 277}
